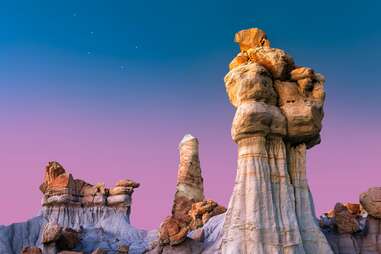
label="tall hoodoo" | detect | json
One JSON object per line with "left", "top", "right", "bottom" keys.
{"left": 157, "top": 134, "right": 225, "bottom": 249}
{"left": 221, "top": 27, "right": 333, "bottom": 254}
{"left": 175, "top": 134, "right": 204, "bottom": 205}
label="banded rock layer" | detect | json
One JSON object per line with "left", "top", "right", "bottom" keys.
{"left": 221, "top": 27, "right": 333, "bottom": 254}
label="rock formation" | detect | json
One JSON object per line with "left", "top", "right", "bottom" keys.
{"left": 155, "top": 134, "right": 225, "bottom": 253}
{"left": 0, "top": 26, "right": 375, "bottom": 254}
{"left": 221, "top": 27, "right": 333, "bottom": 254}
{"left": 0, "top": 161, "right": 154, "bottom": 254}
{"left": 320, "top": 188, "right": 381, "bottom": 254}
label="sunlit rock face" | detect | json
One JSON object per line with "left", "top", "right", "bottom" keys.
{"left": 220, "top": 27, "right": 333, "bottom": 254}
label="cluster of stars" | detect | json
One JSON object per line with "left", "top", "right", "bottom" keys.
{"left": 72, "top": 12, "right": 139, "bottom": 72}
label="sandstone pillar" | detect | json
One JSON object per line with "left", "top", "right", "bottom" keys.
{"left": 221, "top": 27, "right": 333, "bottom": 254}
{"left": 288, "top": 144, "right": 334, "bottom": 253}
{"left": 221, "top": 61, "right": 305, "bottom": 254}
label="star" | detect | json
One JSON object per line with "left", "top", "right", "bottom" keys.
{"left": 135, "top": 45, "right": 139, "bottom": 49}
{"left": 87, "top": 51, "right": 92, "bottom": 55}
{"left": 90, "top": 31, "right": 94, "bottom": 35}
{"left": 120, "top": 65, "right": 126, "bottom": 70}
{"left": 73, "top": 13, "right": 77, "bottom": 17}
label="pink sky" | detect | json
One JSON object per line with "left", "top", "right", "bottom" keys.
{"left": 0, "top": 101, "right": 380, "bottom": 229}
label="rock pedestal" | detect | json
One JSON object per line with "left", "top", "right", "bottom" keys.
{"left": 157, "top": 134, "right": 225, "bottom": 252}
{"left": 221, "top": 27, "right": 333, "bottom": 254}
{"left": 288, "top": 144, "right": 334, "bottom": 252}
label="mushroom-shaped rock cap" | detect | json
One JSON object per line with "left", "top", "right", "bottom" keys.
{"left": 235, "top": 28, "right": 270, "bottom": 51}
{"left": 360, "top": 187, "right": 381, "bottom": 218}
{"left": 225, "top": 63, "right": 277, "bottom": 108}
{"left": 116, "top": 179, "right": 140, "bottom": 189}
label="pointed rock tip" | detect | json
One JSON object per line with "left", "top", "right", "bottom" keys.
{"left": 180, "top": 134, "right": 197, "bottom": 144}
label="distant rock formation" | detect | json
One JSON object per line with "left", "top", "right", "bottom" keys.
{"left": 320, "top": 188, "right": 381, "bottom": 254}
{"left": 0, "top": 161, "right": 153, "bottom": 254}
{"left": 221, "top": 27, "right": 333, "bottom": 254}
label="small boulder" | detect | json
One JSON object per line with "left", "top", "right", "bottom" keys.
{"left": 117, "top": 244, "right": 129, "bottom": 253}
{"left": 91, "top": 248, "right": 107, "bottom": 254}
{"left": 247, "top": 47, "right": 294, "bottom": 80}
{"left": 234, "top": 28, "right": 270, "bottom": 51}
{"left": 159, "top": 217, "right": 189, "bottom": 246}
{"left": 21, "top": 246, "right": 42, "bottom": 254}
{"left": 360, "top": 187, "right": 381, "bottom": 218}
{"left": 229, "top": 52, "right": 249, "bottom": 70}
{"left": 334, "top": 203, "right": 360, "bottom": 234}
{"left": 56, "top": 228, "right": 80, "bottom": 250}
{"left": 116, "top": 179, "right": 140, "bottom": 189}
{"left": 290, "top": 67, "right": 314, "bottom": 81}
{"left": 42, "top": 223, "right": 62, "bottom": 244}
{"left": 188, "top": 200, "right": 226, "bottom": 230}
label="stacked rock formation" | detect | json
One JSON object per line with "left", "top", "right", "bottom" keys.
{"left": 0, "top": 161, "right": 152, "bottom": 254}
{"left": 156, "top": 134, "right": 226, "bottom": 251}
{"left": 40, "top": 161, "right": 139, "bottom": 228}
{"left": 221, "top": 27, "right": 333, "bottom": 254}
{"left": 320, "top": 188, "right": 381, "bottom": 254}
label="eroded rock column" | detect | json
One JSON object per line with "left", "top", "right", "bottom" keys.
{"left": 221, "top": 27, "right": 333, "bottom": 254}
{"left": 288, "top": 144, "right": 333, "bottom": 253}
{"left": 221, "top": 61, "right": 304, "bottom": 253}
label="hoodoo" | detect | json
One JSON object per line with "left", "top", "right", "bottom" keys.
{"left": 221, "top": 27, "right": 333, "bottom": 254}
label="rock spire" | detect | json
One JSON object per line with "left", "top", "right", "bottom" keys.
{"left": 221, "top": 27, "right": 333, "bottom": 254}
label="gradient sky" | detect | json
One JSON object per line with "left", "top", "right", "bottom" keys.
{"left": 0, "top": 1, "right": 380, "bottom": 229}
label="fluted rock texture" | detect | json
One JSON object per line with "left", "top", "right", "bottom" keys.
{"left": 221, "top": 27, "right": 333, "bottom": 254}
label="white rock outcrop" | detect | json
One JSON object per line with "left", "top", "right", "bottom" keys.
{"left": 220, "top": 27, "right": 333, "bottom": 254}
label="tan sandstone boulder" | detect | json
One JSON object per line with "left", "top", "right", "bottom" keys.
{"left": 159, "top": 217, "right": 190, "bottom": 246}
{"left": 234, "top": 28, "right": 270, "bottom": 51}
{"left": 116, "top": 179, "right": 140, "bottom": 189}
{"left": 247, "top": 47, "right": 294, "bottom": 80}
{"left": 360, "top": 187, "right": 381, "bottom": 218}
{"left": 42, "top": 222, "right": 62, "bottom": 244}
{"left": 224, "top": 62, "right": 277, "bottom": 107}
{"left": 188, "top": 200, "right": 226, "bottom": 230}
{"left": 334, "top": 203, "right": 360, "bottom": 234}
{"left": 229, "top": 52, "right": 249, "bottom": 70}
{"left": 290, "top": 67, "right": 315, "bottom": 81}
{"left": 274, "top": 79, "right": 325, "bottom": 147}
